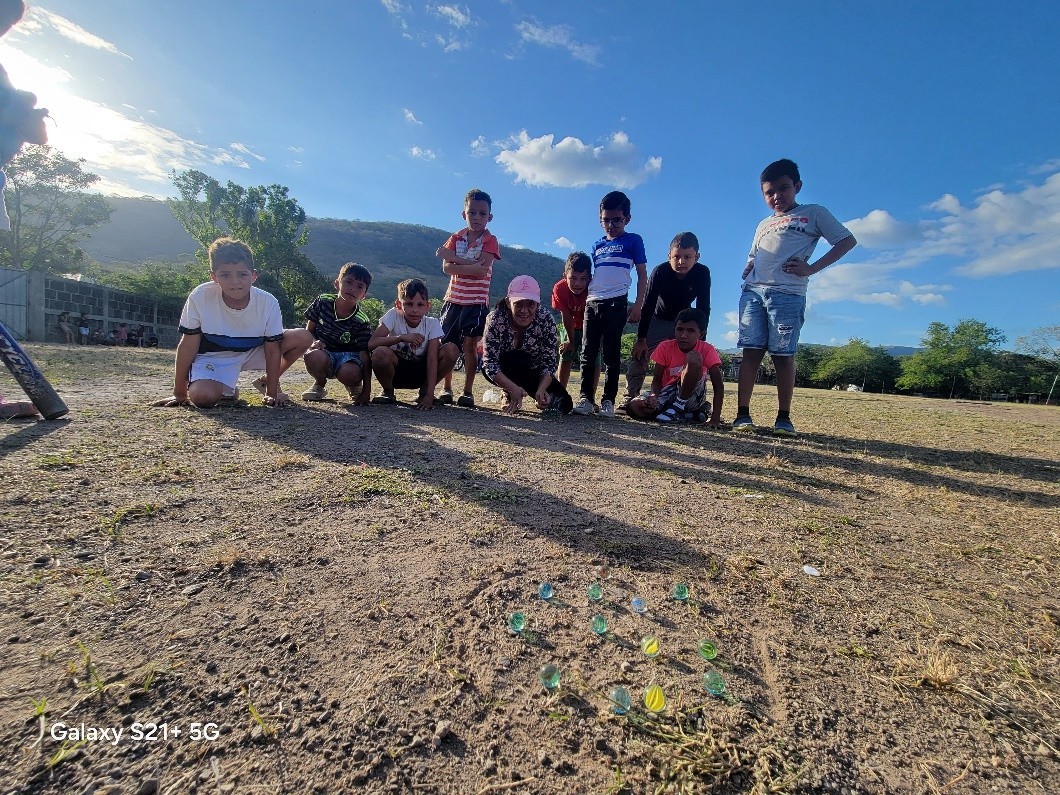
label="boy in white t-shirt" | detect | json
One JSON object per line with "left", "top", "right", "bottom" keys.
{"left": 154, "top": 238, "right": 313, "bottom": 408}
{"left": 369, "top": 279, "right": 459, "bottom": 410}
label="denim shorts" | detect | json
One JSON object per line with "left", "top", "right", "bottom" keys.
{"left": 323, "top": 350, "right": 366, "bottom": 378}
{"left": 737, "top": 285, "right": 805, "bottom": 356}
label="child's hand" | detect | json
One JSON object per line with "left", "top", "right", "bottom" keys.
{"left": 559, "top": 340, "right": 573, "bottom": 354}
{"left": 404, "top": 332, "right": 425, "bottom": 347}
{"left": 435, "top": 246, "right": 454, "bottom": 262}
{"left": 627, "top": 305, "right": 642, "bottom": 324}
{"left": 416, "top": 393, "right": 435, "bottom": 411}
{"left": 355, "top": 388, "right": 371, "bottom": 406}
{"left": 534, "top": 386, "right": 550, "bottom": 407}
{"left": 263, "top": 393, "right": 290, "bottom": 408}
{"left": 707, "top": 413, "right": 722, "bottom": 429}
{"left": 152, "top": 395, "right": 190, "bottom": 407}
{"left": 309, "top": 339, "right": 325, "bottom": 351}
{"left": 631, "top": 340, "right": 648, "bottom": 362}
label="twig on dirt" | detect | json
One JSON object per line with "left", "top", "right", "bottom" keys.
{"left": 474, "top": 778, "right": 538, "bottom": 795}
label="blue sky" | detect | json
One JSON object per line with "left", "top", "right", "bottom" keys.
{"left": 2, "top": 1, "right": 1057, "bottom": 349}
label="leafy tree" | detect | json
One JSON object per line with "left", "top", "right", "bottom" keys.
{"left": 813, "top": 338, "right": 901, "bottom": 392}
{"left": 1016, "top": 325, "right": 1060, "bottom": 403}
{"left": 0, "top": 144, "right": 112, "bottom": 272}
{"left": 897, "top": 319, "right": 1005, "bottom": 397}
{"left": 168, "top": 170, "right": 327, "bottom": 322}
{"left": 359, "top": 297, "right": 387, "bottom": 329}
{"left": 795, "top": 344, "right": 831, "bottom": 388}
{"left": 1016, "top": 325, "right": 1060, "bottom": 365}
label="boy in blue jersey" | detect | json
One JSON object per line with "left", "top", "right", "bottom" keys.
{"left": 301, "top": 262, "right": 375, "bottom": 405}
{"left": 735, "top": 159, "right": 857, "bottom": 436}
{"left": 155, "top": 237, "right": 313, "bottom": 408}
{"left": 572, "top": 191, "right": 647, "bottom": 418}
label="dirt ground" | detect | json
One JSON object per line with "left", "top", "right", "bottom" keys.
{"left": 1, "top": 344, "right": 1057, "bottom": 795}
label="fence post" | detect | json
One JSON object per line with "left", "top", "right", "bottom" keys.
{"left": 26, "top": 270, "right": 45, "bottom": 341}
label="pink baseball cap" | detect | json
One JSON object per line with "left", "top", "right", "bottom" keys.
{"left": 507, "top": 275, "right": 541, "bottom": 303}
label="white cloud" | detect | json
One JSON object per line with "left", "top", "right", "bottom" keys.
{"left": 507, "top": 243, "right": 528, "bottom": 250}
{"left": 380, "top": 0, "right": 409, "bottom": 30}
{"left": 288, "top": 145, "right": 304, "bottom": 154}
{"left": 495, "top": 130, "right": 661, "bottom": 189}
{"left": 931, "top": 172, "right": 1060, "bottom": 277}
{"left": 724, "top": 310, "right": 739, "bottom": 328}
{"left": 515, "top": 20, "right": 600, "bottom": 66}
{"left": 432, "top": 4, "right": 471, "bottom": 27}
{"left": 20, "top": 7, "right": 131, "bottom": 59}
{"left": 723, "top": 330, "right": 739, "bottom": 346}
{"left": 434, "top": 34, "right": 465, "bottom": 52}
{"left": 470, "top": 135, "right": 489, "bottom": 157}
{"left": 844, "top": 209, "right": 920, "bottom": 248}
{"left": 403, "top": 108, "right": 423, "bottom": 125}
{"left": 230, "top": 142, "right": 265, "bottom": 162}
{"left": 554, "top": 236, "right": 574, "bottom": 250}
{"left": 410, "top": 146, "right": 436, "bottom": 160}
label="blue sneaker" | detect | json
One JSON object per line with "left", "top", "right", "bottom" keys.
{"left": 732, "top": 415, "right": 755, "bottom": 432}
{"left": 773, "top": 417, "right": 797, "bottom": 437}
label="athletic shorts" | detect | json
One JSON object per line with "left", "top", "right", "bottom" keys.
{"left": 657, "top": 379, "right": 708, "bottom": 414}
{"left": 440, "top": 302, "right": 488, "bottom": 347}
{"left": 737, "top": 285, "right": 805, "bottom": 356}
{"left": 189, "top": 348, "right": 268, "bottom": 390}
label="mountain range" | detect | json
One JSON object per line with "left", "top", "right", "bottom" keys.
{"left": 81, "top": 196, "right": 566, "bottom": 306}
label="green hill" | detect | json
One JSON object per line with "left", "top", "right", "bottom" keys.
{"left": 82, "top": 196, "right": 566, "bottom": 304}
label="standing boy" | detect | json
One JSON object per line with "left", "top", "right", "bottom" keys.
{"left": 155, "top": 237, "right": 313, "bottom": 408}
{"left": 301, "top": 262, "right": 375, "bottom": 404}
{"left": 551, "top": 251, "right": 598, "bottom": 390}
{"left": 436, "top": 188, "right": 500, "bottom": 407}
{"left": 624, "top": 231, "right": 711, "bottom": 406}
{"left": 626, "top": 308, "right": 724, "bottom": 427}
{"left": 735, "top": 158, "right": 857, "bottom": 436}
{"left": 572, "top": 191, "right": 647, "bottom": 418}
{"left": 369, "top": 278, "right": 458, "bottom": 410}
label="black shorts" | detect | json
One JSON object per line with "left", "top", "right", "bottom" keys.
{"left": 393, "top": 356, "right": 429, "bottom": 389}
{"left": 440, "top": 302, "right": 488, "bottom": 347}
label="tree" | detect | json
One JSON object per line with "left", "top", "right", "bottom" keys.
{"left": 86, "top": 259, "right": 208, "bottom": 309}
{"left": 1016, "top": 325, "right": 1060, "bottom": 403}
{"left": 813, "top": 338, "right": 901, "bottom": 392}
{"left": 0, "top": 144, "right": 112, "bottom": 272}
{"left": 168, "top": 170, "right": 327, "bottom": 321}
{"left": 897, "top": 319, "right": 1005, "bottom": 397}
{"left": 795, "top": 344, "right": 831, "bottom": 388}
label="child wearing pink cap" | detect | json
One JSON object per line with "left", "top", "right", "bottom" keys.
{"left": 481, "top": 275, "right": 573, "bottom": 416}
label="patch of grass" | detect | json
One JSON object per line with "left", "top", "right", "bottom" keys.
{"left": 37, "top": 452, "right": 77, "bottom": 470}
{"left": 100, "top": 503, "right": 159, "bottom": 539}
{"left": 890, "top": 639, "right": 959, "bottom": 689}
{"left": 245, "top": 689, "right": 277, "bottom": 737}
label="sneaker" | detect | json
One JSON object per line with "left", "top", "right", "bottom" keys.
{"left": 656, "top": 404, "right": 684, "bottom": 423}
{"left": 548, "top": 393, "right": 574, "bottom": 414}
{"left": 437, "top": 390, "right": 454, "bottom": 405}
{"left": 773, "top": 417, "right": 798, "bottom": 437}
{"left": 572, "top": 397, "right": 595, "bottom": 415}
{"left": 371, "top": 392, "right": 397, "bottom": 405}
{"left": 457, "top": 393, "right": 476, "bottom": 408}
{"left": 301, "top": 384, "right": 327, "bottom": 401}
{"left": 732, "top": 415, "right": 755, "bottom": 432}
{"left": 598, "top": 399, "right": 615, "bottom": 418}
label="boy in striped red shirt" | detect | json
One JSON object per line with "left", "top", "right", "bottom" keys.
{"left": 435, "top": 188, "right": 501, "bottom": 407}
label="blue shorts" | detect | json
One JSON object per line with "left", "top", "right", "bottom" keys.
{"left": 322, "top": 350, "right": 366, "bottom": 378}
{"left": 737, "top": 285, "right": 805, "bottom": 356}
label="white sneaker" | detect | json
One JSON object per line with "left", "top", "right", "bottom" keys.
{"left": 572, "top": 397, "right": 594, "bottom": 415}
{"left": 599, "top": 399, "right": 615, "bottom": 418}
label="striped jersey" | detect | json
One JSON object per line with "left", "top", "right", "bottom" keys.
{"left": 442, "top": 228, "right": 501, "bottom": 305}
